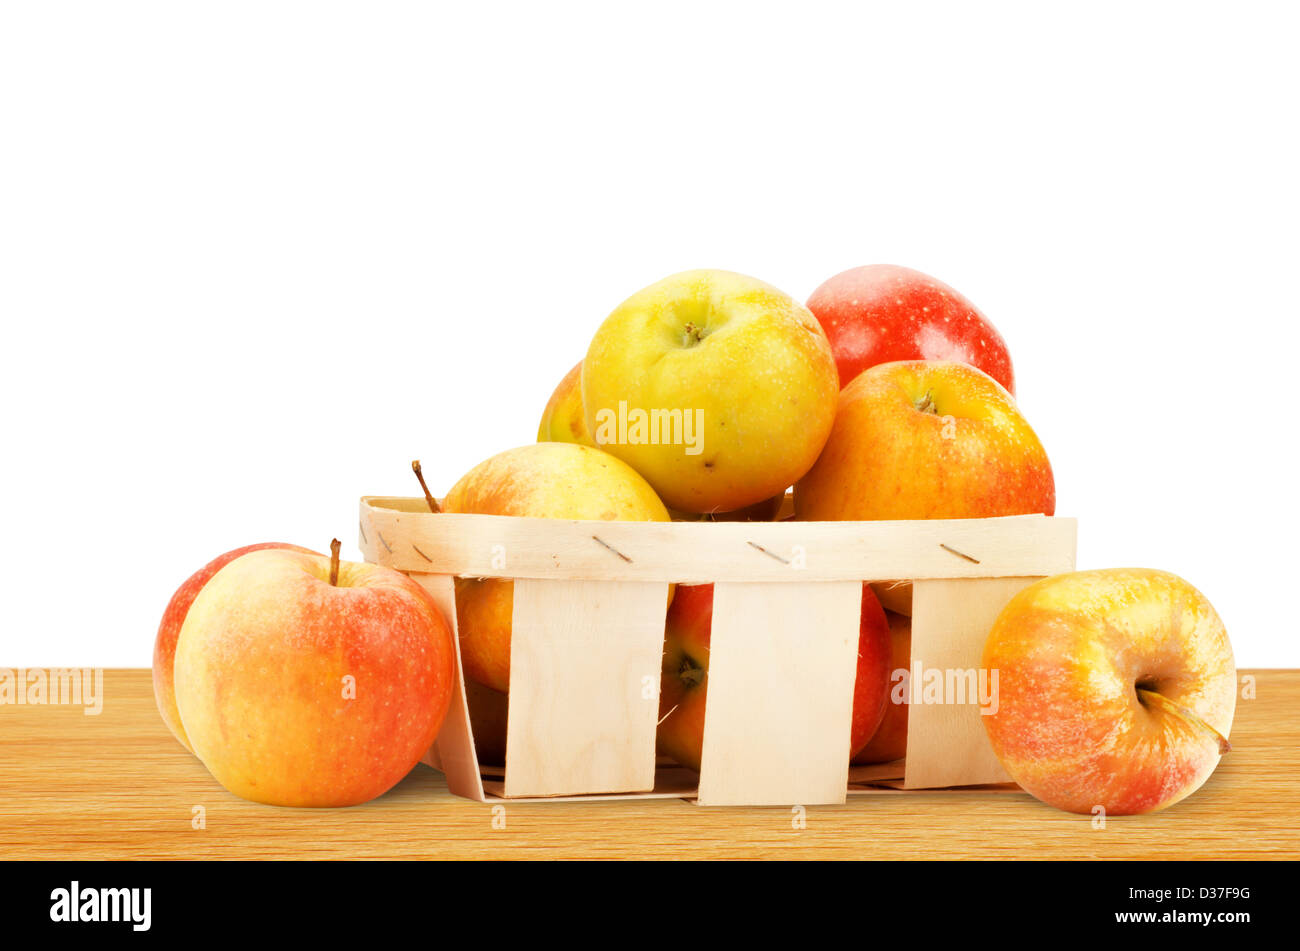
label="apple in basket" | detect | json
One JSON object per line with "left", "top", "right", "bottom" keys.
{"left": 852, "top": 610, "right": 912, "bottom": 765}
{"left": 983, "top": 568, "right": 1235, "bottom": 815}
{"left": 442, "top": 442, "right": 671, "bottom": 694}
{"left": 806, "top": 263, "right": 1016, "bottom": 392}
{"left": 795, "top": 360, "right": 1054, "bottom": 520}
{"left": 172, "top": 542, "right": 456, "bottom": 807}
{"left": 667, "top": 493, "right": 785, "bottom": 523}
{"left": 657, "top": 583, "right": 892, "bottom": 771}
{"left": 583, "top": 269, "right": 839, "bottom": 514}
{"left": 464, "top": 676, "right": 510, "bottom": 767}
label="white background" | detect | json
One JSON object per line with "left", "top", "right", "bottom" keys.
{"left": 2, "top": 1, "right": 1297, "bottom": 667}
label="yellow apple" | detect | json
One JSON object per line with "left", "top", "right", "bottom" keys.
{"left": 583, "top": 269, "right": 839, "bottom": 513}
{"left": 536, "top": 360, "right": 593, "bottom": 446}
{"left": 442, "top": 442, "right": 670, "bottom": 692}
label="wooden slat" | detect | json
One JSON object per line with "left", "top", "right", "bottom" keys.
{"left": 359, "top": 497, "right": 1077, "bottom": 584}
{"left": 697, "top": 581, "right": 862, "bottom": 806}
{"left": 405, "top": 573, "right": 486, "bottom": 802}
{"left": 482, "top": 766, "right": 701, "bottom": 802}
{"left": 503, "top": 579, "right": 669, "bottom": 798}
{"left": 904, "top": 577, "right": 1041, "bottom": 789}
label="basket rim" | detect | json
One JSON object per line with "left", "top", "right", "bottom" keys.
{"left": 358, "top": 495, "right": 1077, "bottom": 584}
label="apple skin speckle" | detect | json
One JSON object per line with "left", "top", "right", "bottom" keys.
{"left": 807, "top": 264, "right": 1015, "bottom": 394}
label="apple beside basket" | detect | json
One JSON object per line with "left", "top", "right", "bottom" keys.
{"left": 358, "top": 494, "right": 1076, "bottom": 806}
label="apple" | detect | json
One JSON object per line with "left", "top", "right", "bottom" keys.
{"left": 852, "top": 611, "right": 911, "bottom": 765}
{"left": 794, "top": 360, "right": 1054, "bottom": 520}
{"left": 464, "top": 678, "right": 509, "bottom": 766}
{"left": 442, "top": 442, "right": 671, "bottom": 693}
{"left": 806, "top": 264, "right": 1015, "bottom": 392}
{"left": 536, "top": 360, "right": 594, "bottom": 446}
{"left": 657, "top": 582, "right": 891, "bottom": 771}
{"left": 583, "top": 269, "right": 839, "bottom": 513}
{"left": 667, "top": 493, "right": 784, "bottom": 523}
{"left": 174, "top": 543, "right": 456, "bottom": 807}
{"left": 153, "top": 541, "right": 317, "bottom": 752}
{"left": 869, "top": 580, "right": 912, "bottom": 617}
{"left": 982, "top": 568, "right": 1235, "bottom": 815}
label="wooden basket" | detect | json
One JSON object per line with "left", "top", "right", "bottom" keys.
{"left": 358, "top": 496, "right": 1076, "bottom": 806}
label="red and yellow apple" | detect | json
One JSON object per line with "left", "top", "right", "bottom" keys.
{"left": 795, "top": 360, "right": 1055, "bottom": 520}
{"left": 174, "top": 546, "right": 456, "bottom": 807}
{"left": 807, "top": 264, "right": 1015, "bottom": 392}
{"left": 153, "top": 541, "right": 317, "bottom": 752}
{"left": 442, "top": 442, "right": 670, "bottom": 693}
{"left": 982, "top": 568, "right": 1235, "bottom": 815}
{"left": 583, "top": 269, "right": 839, "bottom": 514}
{"left": 852, "top": 611, "right": 911, "bottom": 765}
{"left": 536, "top": 360, "right": 593, "bottom": 446}
{"left": 657, "top": 582, "right": 891, "bottom": 771}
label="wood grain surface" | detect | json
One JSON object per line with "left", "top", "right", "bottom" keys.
{"left": 1, "top": 669, "right": 1295, "bottom": 860}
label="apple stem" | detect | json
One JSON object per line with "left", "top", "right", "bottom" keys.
{"left": 411, "top": 460, "right": 441, "bottom": 513}
{"left": 329, "top": 538, "right": 341, "bottom": 587}
{"left": 1137, "top": 687, "right": 1232, "bottom": 754}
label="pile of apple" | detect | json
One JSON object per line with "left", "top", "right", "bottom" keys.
{"left": 154, "top": 265, "right": 1236, "bottom": 815}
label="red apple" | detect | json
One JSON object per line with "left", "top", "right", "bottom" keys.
{"left": 983, "top": 568, "right": 1235, "bottom": 815}
{"left": 657, "top": 582, "right": 891, "bottom": 771}
{"left": 174, "top": 543, "right": 456, "bottom": 807}
{"left": 794, "top": 360, "right": 1054, "bottom": 520}
{"left": 852, "top": 611, "right": 911, "bottom": 765}
{"left": 807, "top": 264, "right": 1014, "bottom": 392}
{"left": 153, "top": 541, "right": 317, "bottom": 752}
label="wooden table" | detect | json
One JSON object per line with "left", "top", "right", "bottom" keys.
{"left": 2, "top": 669, "right": 1295, "bottom": 860}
